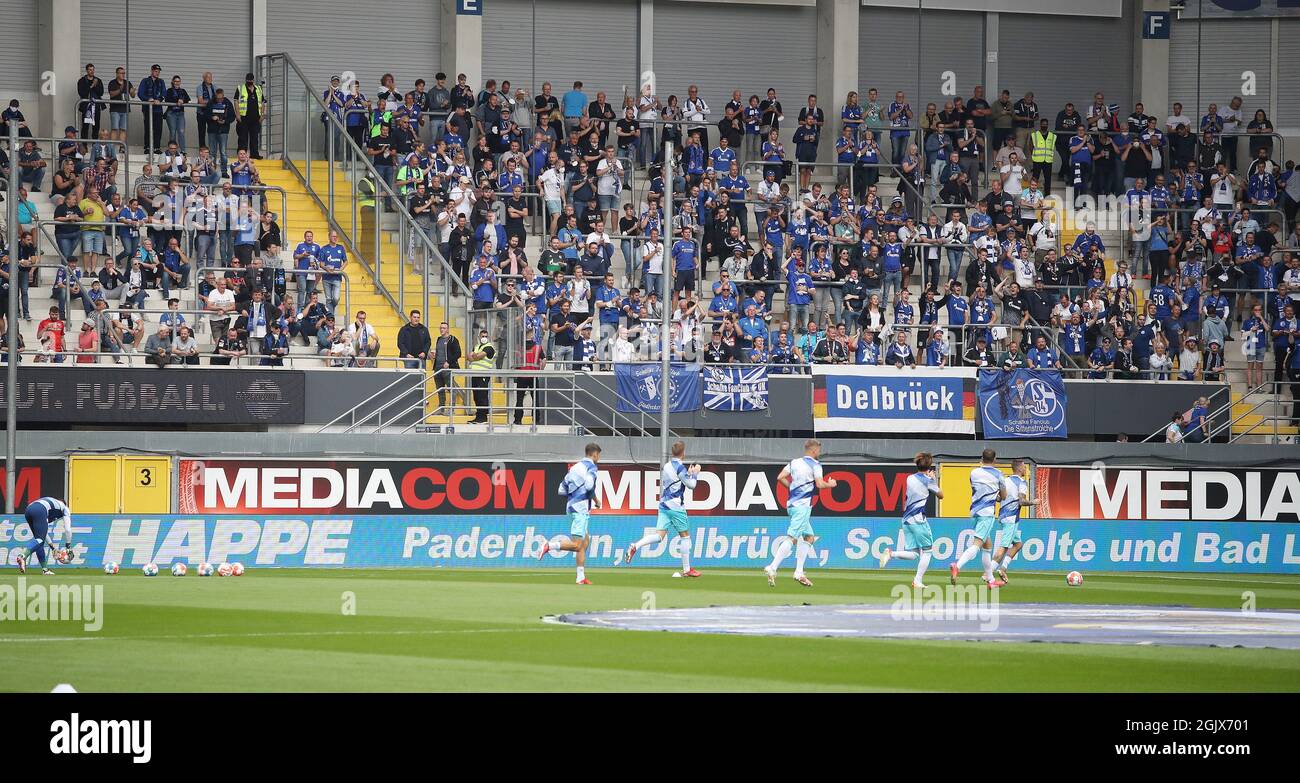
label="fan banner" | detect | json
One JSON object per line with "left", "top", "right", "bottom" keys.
{"left": 614, "top": 363, "right": 702, "bottom": 413}
{"left": 812, "top": 365, "right": 976, "bottom": 434}
{"left": 978, "top": 369, "right": 1068, "bottom": 439}
{"left": 702, "top": 365, "right": 769, "bottom": 411}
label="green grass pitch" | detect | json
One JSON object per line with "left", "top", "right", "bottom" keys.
{"left": 2, "top": 568, "right": 1299, "bottom": 692}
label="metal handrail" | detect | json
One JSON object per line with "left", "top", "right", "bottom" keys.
{"left": 4, "top": 135, "right": 129, "bottom": 193}
{"left": 403, "top": 368, "right": 675, "bottom": 437}
{"left": 1140, "top": 381, "right": 1236, "bottom": 443}
{"left": 7, "top": 349, "right": 414, "bottom": 369}
{"left": 1189, "top": 380, "right": 1288, "bottom": 443}
{"left": 317, "top": 368, "right": 428, "bottom": 432}
{"left": 258, "top": 52, "right": 473, "bottom": 346}
{"left": 72, "top": 95, "right": 247, "bottom": 168}
{"left": 197, "top": 264, "right": 351, "bottom": 323}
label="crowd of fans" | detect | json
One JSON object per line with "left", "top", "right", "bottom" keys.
{"left": 3, "top": 62, "right": 1300, "bottom": 398}
{"left": 0, "top": 64, "right": 383, "bottom": 366}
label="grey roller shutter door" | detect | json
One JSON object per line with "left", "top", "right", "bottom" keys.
{"left": 653, "top": 1, "right": 815, "bottom": 112}
{"left": 123, "top": 0, "right": 252, "bottom": 95}
{"left": 0, "top": 0, "right": 40, "bottom": 97}
{"left": 860, "top": 8, "right": 984, "bottom": 113}
{"left": 918, "top": 10, "right": 984, "bottom": 109}
{"left": 482, "top": 0, "right": 537, "bottom": 93}
{"left": 268, "top": 0, "right": 440, "bottom": 95}
{"left": 484, "top": 0, "right": 637, "bottom": 102}
{"left": 1169, "top": 18, "right": 1273, "bottom": 125}
{"left": 1278, "top": 19, "right": 1300, "bottom": 129}
{"left": 997, "top": 11, "right": 1134, "bottom": 121}
{"left": 859, "top": 7, "right": 920, "bottom": 104}
{"left": 81, "top": 0, "right": 130, "bottom": 79}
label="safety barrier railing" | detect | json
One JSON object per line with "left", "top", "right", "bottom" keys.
{"left": 7, "top": 348, "right": 413, "bottom": 370}
{"left": 416, "top": 368, "right": 675, "bottom": 436}
{"left": 1200, "top": 380, "right": 1295, "bottom": 444}
{"left": 3, "top": 135, "right": 129, "bottom": 195}
{"left": 317, "top": 368, "right": 429, "bottom": 433}
{"left": 257, "top": 52, "right": 473, "bottom": 350}
{"left": 1140, "top": 381, "right": 1240, "bottom": 444}
{"left": 197, "top": 264, "right": 351, "bottom": 323}
{"left": 70, "top": 95, "right": 247, "bottom": 170}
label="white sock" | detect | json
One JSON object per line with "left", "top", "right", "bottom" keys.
{"left": 1001, "top": 555, "right": 1012, "bottom": 570}
{"left": 955, "top": 544, "right": 980, "bottom": 569}
{"left": 631, "top": 531, "right": 659, "bottom": 550}
{"left": 981, "top": 551, "right": 993, "bottom": 581}
{"left": 915, "top": 552, "right": 932, "bottom": 583}
{"left": 794, "top": 540, "right": 812, "bottom": 578}
{"left": 576, "top": 566, "right": 585, "bottom": 582}
{"left": 679, "top": 537, "right": 691, "bottom": 572}
{"left": 768, "top": 537, "right": 793, "bottom": 571}
{"left": 891, "top": 549, "right": 919, "bottom": 561}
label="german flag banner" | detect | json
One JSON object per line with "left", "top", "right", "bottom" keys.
{"left": 812, "top": 365, "right": 977, "bottom": 434}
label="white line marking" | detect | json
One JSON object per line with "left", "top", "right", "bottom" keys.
{"left": 0, "top": 627, "right": 555, "bottom": 644}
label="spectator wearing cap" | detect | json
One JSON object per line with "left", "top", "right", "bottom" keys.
{"left": 138, "top": 64, "right": 167, "bottom": 154}
{"left": 1088, "top": 336, "right": 1115, "bottom": 378}
{"left": 320, "top": 75, "right": 346, "bottom": 155}
{"left": 1178, "top": 335, "right": 1203, "bottom": 380}
{"left": 1202, "top": 338, "right": 1224, "bottom": 381}
{"left": 234, "top": 72, "right": 266, "bottom": 159}
{"left": 963, "top": 334, "right": 991, "bottom": 367}
{"left": 922, "top": 327, "right": 947, "bottom": 367}
{"left": 144, "top": 324, "right": 176, "bottom": 368}
{"left": 702, "top": 328, "right": 731, "bottom": 364}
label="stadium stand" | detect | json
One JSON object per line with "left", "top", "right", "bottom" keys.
{"left": 2, "top": 7, "right": 1298, "bottom": 437}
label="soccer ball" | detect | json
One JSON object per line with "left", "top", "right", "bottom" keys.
{"left": 54, "top": 548, "right": 72, "bottom": 565}
{"left": 142, "top": 563, "right": 159, "bottom": 576}
{"left": 103, "top": 562, "right": 120, "bottom": 575}
{"left": 1066, "top": 570, "right": 1084, "bottom": 586}
{"left": 171, "top": 562, "right": 188, "bottom": 577}
{"left": 197, "top": 563, "right": 214, "bottom": 577}
{"left": 216, "top": 562, "right": 233, "bottom": 577}
{"left": 230, "top": 562, "right": 245, "bottom": 577}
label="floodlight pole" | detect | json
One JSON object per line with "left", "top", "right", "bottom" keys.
{"left": 660, "top": 139, "right": 673, "bottom": 465}
{"left": 5, "top": 124, "right": 19, "bottom": 514}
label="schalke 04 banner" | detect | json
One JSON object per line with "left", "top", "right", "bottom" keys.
{"left": 702, "top": 365, "right": 769, "bottom": 411}
{"left": 978, "top": 369, "right": 1068, "bottom": 439}
{"left": 812, "top": 365, "right": 976, "bottom": 434}
{"left": 614, "top": 363, "right": 702, "bottom": 413}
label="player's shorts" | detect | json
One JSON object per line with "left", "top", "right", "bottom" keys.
{"left": 656, "top": 509, "right": 689, "bottom": 534}
{"left": 902, "top": 519, "right": 935, "bottom": 551}
{"left": 786, "top": 505, "right": 814, "bottom": 538}
{"left": 23, "top": 504, "right": 49, "bottom": 541}
{"left": 972, "top": 514, "right": 998, "bottom": 542}
{"left": 567, "top": 511, "right": 590, "bottom": 538}
{"left": 996, "top": 519, "right": 1022, "bottom": 548}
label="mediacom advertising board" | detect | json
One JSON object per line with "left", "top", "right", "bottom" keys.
{"left": 1034, "top": 466, "right": 1300, "bottom": 523}
{"left": 19, "top": 459, "right": 1279, "bottom": 573}
{"left": 175, "top": 459, "right": 922, "bottom": 517}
